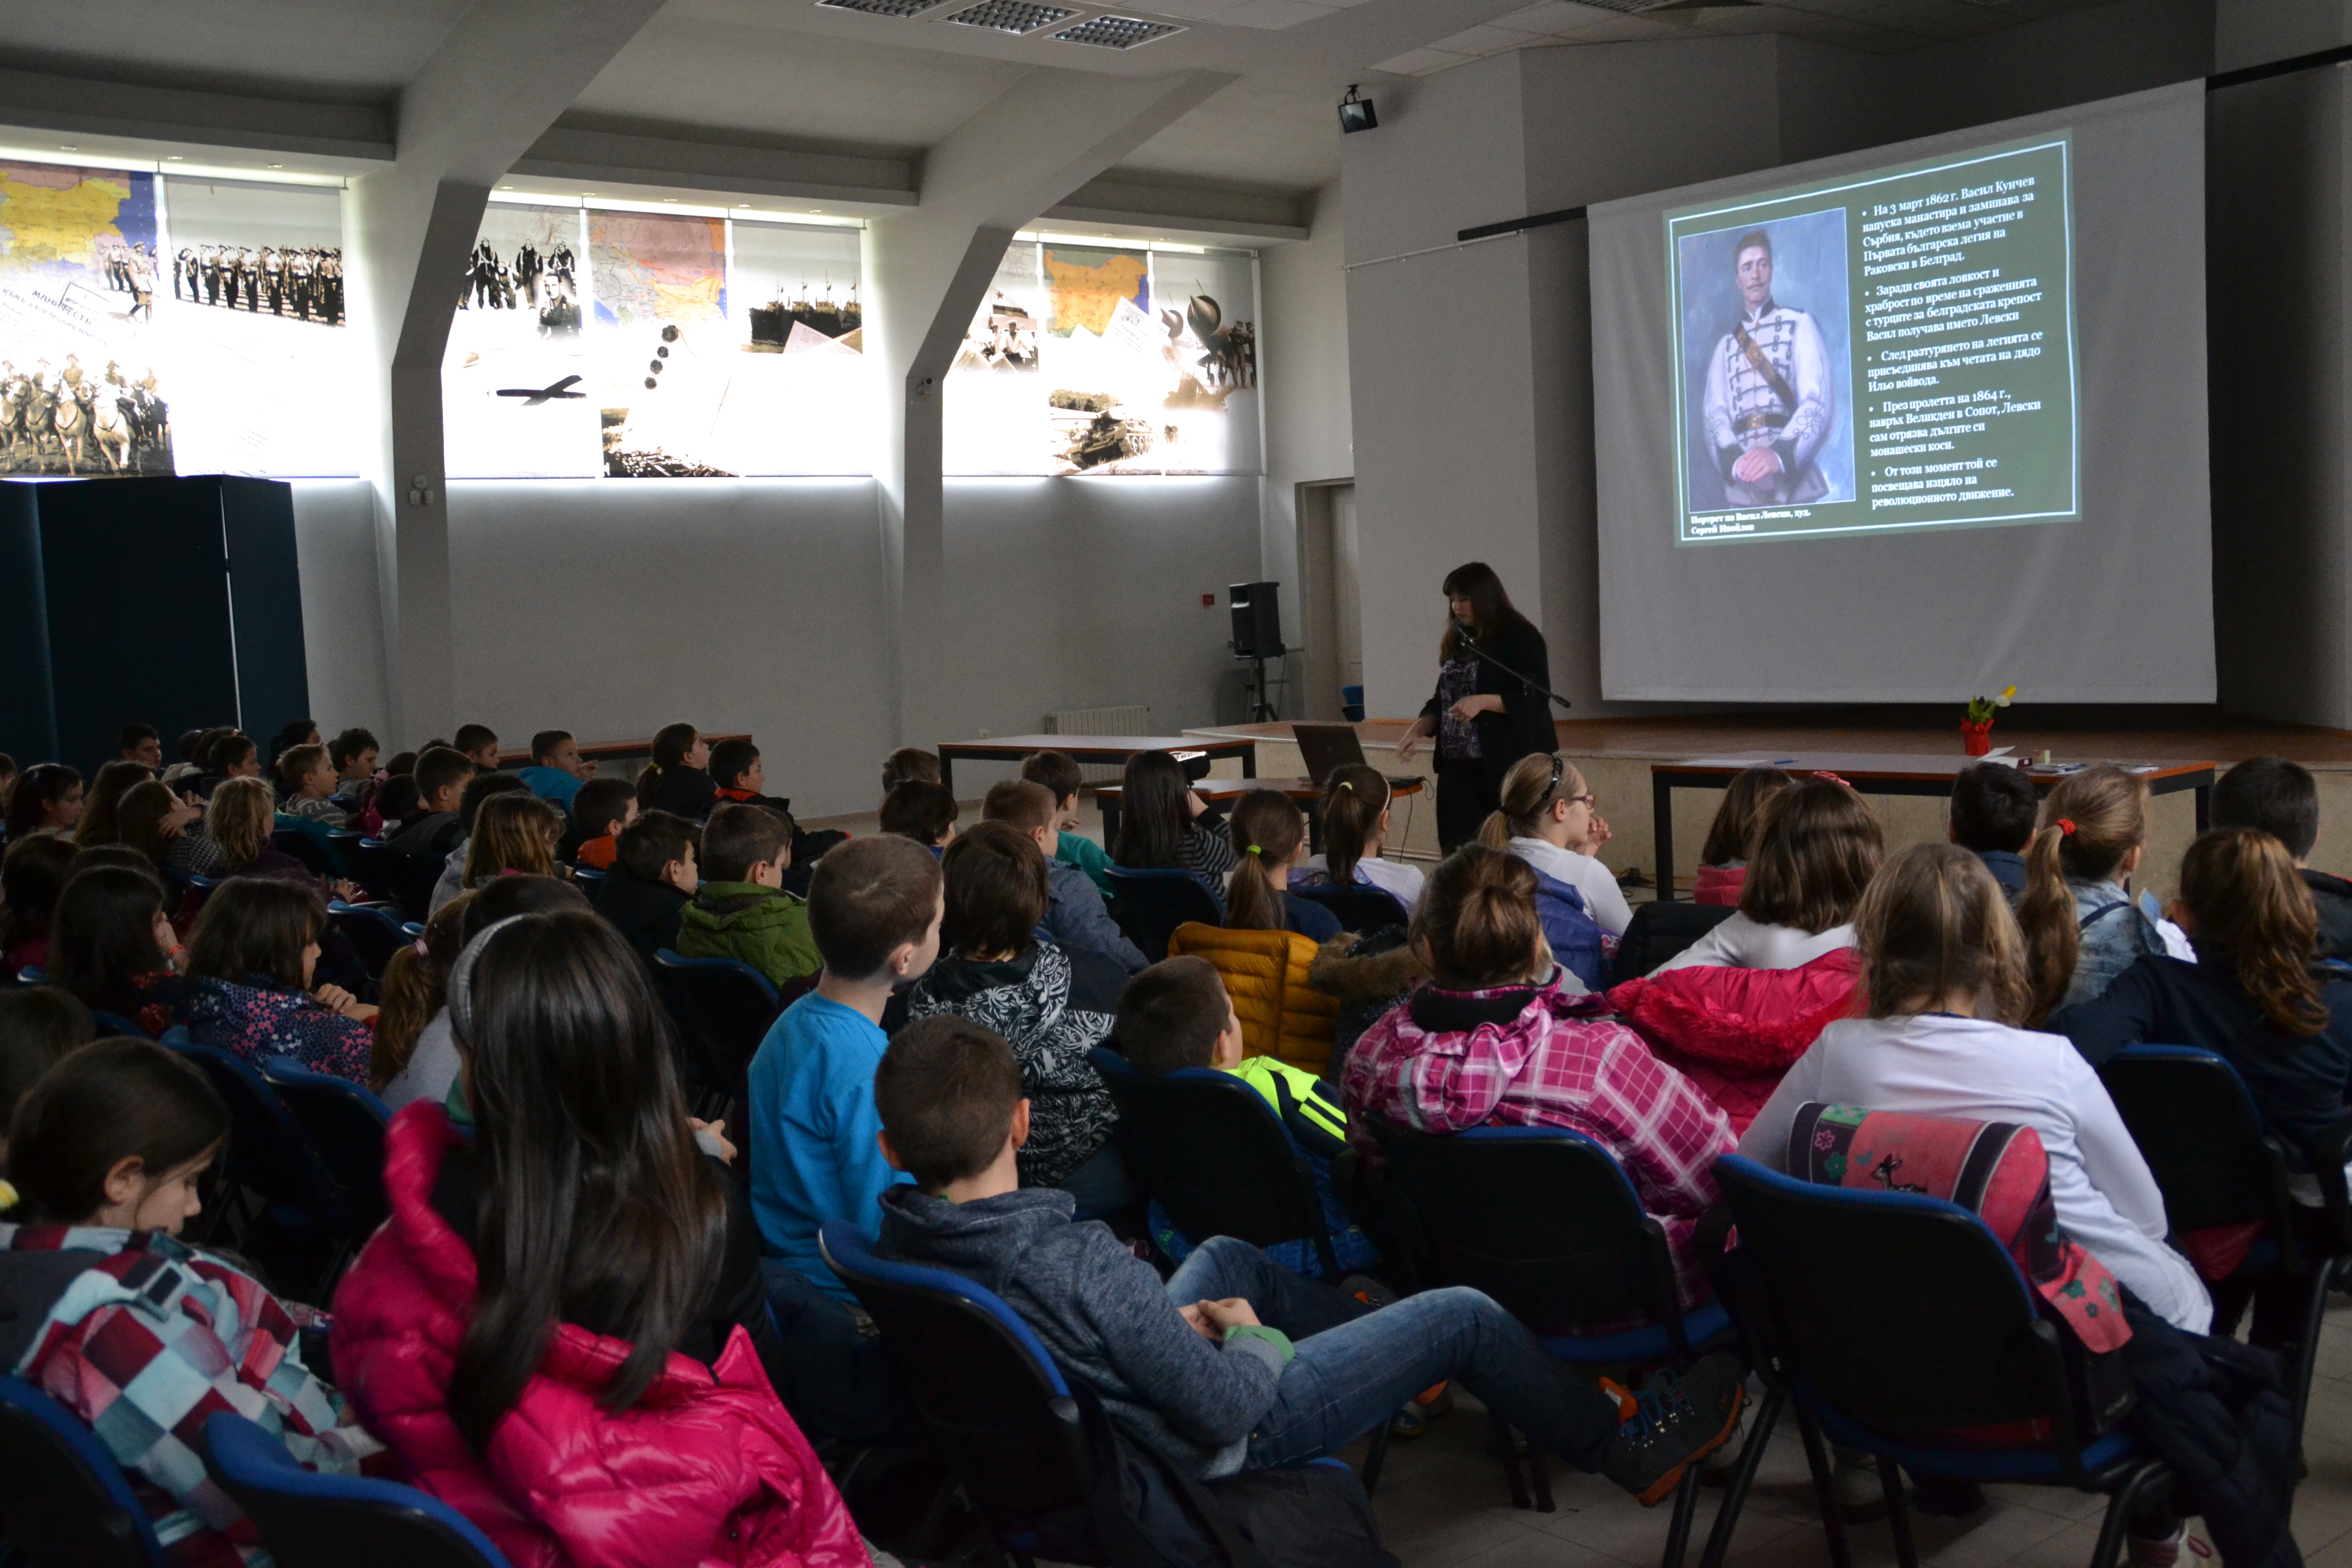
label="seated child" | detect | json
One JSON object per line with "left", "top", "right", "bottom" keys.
{"left": 76, "top": 759, "right": 158, "bottom": 850}
{"left": 1, "top": 1039, "right": 379, "bottom": 1561}
{"left": 451, "top": 722, "right": 501, "bottom": 773}
{"left": 1949, "top": 761, "right": 2039, "bottom": 899}
{"left": 1655, "top": 775, "right": 1880, "bottom": 972}
{"left": 2212, "top": 753, "right": 2352, "bottom": 961}
{"left": 206, "top": 776, "right": 313, "bottom": 881}
{"left": 1692, "top": 766, "right": 1791, "bottom": 907}
{"left": 183, "top": 878, "right": 376, "bottom": 1082}
{"left": 1119, "top": 956, "right": 1375, "bottom": 1275}
{"left": 1297, "top": 764, "right": 1423, "bottom": 917}
{"left": 278, "top": 741, "right": 350, "bottom": 827}
{"left": 592, "top": 810, "right": 700, "bottom": 964}
{"left": 119, "top": 778, "right": 220, "bottom": 878}
{"left": 1347, "top": 846, "right": 1734, "bottom": 1308}
{"left": 746, "top": 835, "right": 939, "bottom": 1440}
{"left": 369, "top": 890, "right": 473, "bottom": 1113}
{"left": 2, "top": 834, "right": 78, "bottom": 972}
{"left": 5, "top": 764, "right": 84, "bottom": 841}
{"left": 2018, "top": 765, "right": 2177, "bottom": 1014}
{"left": 0, "top": 987, "right": 91, "bottom": 1165}
{"left": 712, "top": 738, "right": 847, "bottom": 885}
{"left": 637, "top": 723, "right": 717, "bottom": 821}
{"left": 879, "top": 778, "right": 959, "bottom": 851}
{"left": 328, "top": 727, "right": 380, "bottom": 806}
{"left": 568, "top": 775, "right": 639, "bottom": 871}
{"left": 983, "top": 779, "right": 1145, "bottom": 972}
{"left": 1111, "top": 750, "right": 1235, "bottom": 887}
{"left": 48, "top": 865, "right": 183, "bottom": 1037}
{"left": 386, "top": 747, "right": 476, "bottom": 859}
{"left": 907, "top": 822, "right": 1128, "bottom": 1210}
{"left": 882, "top": 747, "right": 942, "bottom": 793}
{"left": 678, "top": 803, "right": 820, "bottom": 990}
{"left": 1022, "top": 748, "right": 1114, "bottom": 896}
{"left": 431, "top": 788, "right": 560, "bottom": 914}
{"left": 873, "top": 1015, "right": 1744, "bottom": 1501}
{"left": 118, "top": 723, "right": 164, "bottom": 769}
{"left": 1224, "top": 789, "right": 1341, "bottom": 941}
{"left": 518, "top": 728, "right": 594, "bottom": 810}
{"left": 1481, "top": 752, "right": 1632, "bottom": 939}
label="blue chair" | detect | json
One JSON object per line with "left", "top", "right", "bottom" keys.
{"left": 1357, "top": 1121, "right": 1736, "bottom": 1546}
{"left": 652, "top": 950, "right": 786, "bottom": 1116}
{"left": 327, "top": 900, "right": 411, "bottom": 978}
{"left": 89, "top": 1008, "right": 149, "bottom": 1038}
{"left": 1707, "top": 1153, "right": 2166, "bottom": 1568}
{"left": 345, "top": 838, "right": 397, "bottom": 902}
{"left": 205, "top": 1411, "right": 511, "bottom": 1568}
{"left": 1104, "top": 866, "right": 1223, "bottom": 964}
{"left": 571, "top": 865, "right": 606, "bottom": 888}
{"left": 0, "top": 1374, "right": 165, "bottom": 1568}
{"left": 15, "top": 965, "right": 46, "bottom": 985}
{"left": 160, "top": 1028, "right": 352, "bottom": 1291}
{"left": 260, "top": 1056, "right": 393, "bottom": 1241}
{"left": 1290, "top": 881, "right": 1409, "bottom": 933}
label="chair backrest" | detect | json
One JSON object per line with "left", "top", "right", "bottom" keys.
{"left": 571, "top": 866, "right": 606, "bottom": 888}
{"left": 1291, "top": 883, "right": 1408, "bottom": 933}
{"left": 652, "top": 950, "right": 782, "bottom": 1088}
{"left": 88, "top": 1008, "right": 148, "bottom": 1039}
{"left": 1712, "top": 1153, "right": 2072, "bottom": 1445}
{"left": 2097, "top": 1044, "right": 2295, "bottom": 1238}
{"left": 159, "top": 1028, "right": 347, "bottom": 1228}
{"left": 271, "top": 829, "right": 332, "bottom": 877}
{"left": 1090, "top": 1047, "right": 1335, "bottom": 1275}
{"left": 1105, "top": 866, "right": 1226, "bottom": 963}
{"left": 1611, "top": 900, "right": 1737, "bottom": 983}
{"left": 205, "top": 1411, "right": 510, "bottom": 1568}
{"left": 259, "top": 1057, "right": 391, "bottom": 1238}
{"left": 16, "top": 965, "right": 47, "bottom": 985}
{"left": 345, "top": 839, "right": 397, "bottom": 902}
{"left": 327, "top": 901, "right": 410, "bottom": 979}
{"left": 0, "top": 1374, "right": 166, "bottom": 1568}
{"left": 1366, "top": 1121, "right": 1678, "bottom": 1337}
{"left": 382, "top": 853, "right": 445, "bottom": 923}
{"left": 819, "top": 1221, "right": 1099, "bottom": 1535}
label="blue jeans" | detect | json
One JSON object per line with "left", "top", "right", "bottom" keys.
{"left": 1165, "top": 1237, "right": 1620, "bottom": 1473}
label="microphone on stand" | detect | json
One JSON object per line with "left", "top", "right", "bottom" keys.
{"left": 1447, "top": 618, "right": 1573, "bottom": 710}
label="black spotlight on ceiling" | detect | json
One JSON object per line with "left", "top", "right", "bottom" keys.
{"left": 1337, "top": 84, "right": 1378, "bottom": 135}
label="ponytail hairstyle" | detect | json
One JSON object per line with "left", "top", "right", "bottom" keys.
{"left": 634, "top": 723, "right": 702, "bottom": 808}
{"left": 1437, "top": 560, "right": 1528, "bottom": 663}
{"left": 1477, "top": 752, "right": 1587, "bottom": 850}
{"left": 1224, "top": 789, "right": 1307, "bottom": 933}
{"left": 75, "top": 760, "right": 155, "bottom": 848}
{"left": 1320, "top": 764, "right": 1392, "bottom": 890}
{"left": 1112, "top": 750, "right": 1194, "bottom": 871}
{"left": 446, "top": 910, "right": 724, "bottom": 1453}
{"left": 461, "top": 793, "right": 565, "bottom": 889}
{"left": 6, "top": 1038, "right": 228, "bottom": 1227}
{"left": 1412, "top": 844, "right": 1547, "bottom": 990}
{"left": 2177, "top": 828, "right": 2330, "bottom": 1035}
{"left": 373, "top": 889, "right": 474, "bottom": 1091}
{"left": 2017, "top": 765, "right": 2149, "bottom": 1020}
{"left": 1739, "top": 775, "right": 1883, "bottom": 935}
{"left": 1699, "top": 766, "right": 1793, "bottom": 868}
{"left": 1855, "top": 843, "right": 2032, "bottom": 1026}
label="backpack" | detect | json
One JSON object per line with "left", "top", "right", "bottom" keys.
{"left": 1527, "top": 869, "right": 1607, "bottom": 991}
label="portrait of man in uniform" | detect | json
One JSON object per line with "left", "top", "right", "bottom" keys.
{"left": 1678, "top": 210, "right": 1853, "bottom": 516}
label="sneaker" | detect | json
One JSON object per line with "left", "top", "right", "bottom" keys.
{"left": 1698, "top": 1406, "right": 1745, "bottom": 1487}
{"left": 1831, "top": 1447, "right": 1885, "bottom": 1523}
{"left": 1389, "top": 1383, "right": 1453, "bottom": 1438}
{"left": 1598, "top": 1353, "right": 1746, "bottom": 1506}
{"left": 1339, "top": 1273, "right": 1398, "bottom": 1312}
{"left": 2126, "top": 1525, "right": 2184, "bottom": 1568}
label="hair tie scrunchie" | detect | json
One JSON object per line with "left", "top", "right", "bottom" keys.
{"left": 2056, "top": 818, "right": 2077, "bottom": 837}
{"left": 412, "top": 938, "right": 430, "bottom": 959}
{"left": 1244, "top": 843, "right": 1262, "bottom": 855}
{"left": 1333, "top": 779, "right": 1354, "bottom": 793}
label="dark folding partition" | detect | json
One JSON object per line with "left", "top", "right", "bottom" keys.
{"left": 0, "top": 477, "right": 309, "bottom": 774}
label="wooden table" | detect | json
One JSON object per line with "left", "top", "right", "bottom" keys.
{"left": 1650, "top": 751, "right": 2218, "bottom": 901}
{"left": 935, "top": 733, "right": 1257, "bottom": 799}
{"left": 1094, "top": 774, "right": 1424, "bottom": 850}
{"left": 494, "top": 733, "right": 750, "bottom": 769}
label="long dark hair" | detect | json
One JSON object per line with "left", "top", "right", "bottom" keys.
{"left": 1112, "top": 751, "right": 1195, "bottom": 870}
{"left": 634, "top": 723, "right": 701, "bottom": 808}
{"left": 5, "top": 765, "right": 81, "bottom": 841}
{"left": 114, "top": 781, "right": 182, "bottom": 867}
{"left": 2178, "top": 828, "right": 2331, "bottom": 1035}
{"left": 1320, "top": 765, "right": 1392, "bottom": 892}
{"left": 75, "top": 761, "right": 154, "bottom": 848}
{"left": 1699, "top": 766, "right": 1792, "bottom": 867}
{"left": 186, "top": 878, "right": 324, "bottom": 992}
{"left": 2017, "top": 765, "right": 2147, "bottom": 1021}
{"left": 1225, "top": 789, "right": 1305, "bottom": 933}
{"left": 48, "top": 866, "right": 172, "bottom": 1018}
{"left": 447, "top": 910, "right": 725, "bottom": 1453}
{"left": 6, "top": 1038, "right": 228, "bottom": 1226}
{"left": 1438, "top": 561, "right": 1528, "bottom": 664}
{"left": 1, "top": 836, "right": 78, "bottom": 955}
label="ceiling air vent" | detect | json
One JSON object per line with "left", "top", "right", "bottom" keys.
{"left": 943, "top": 0, "right": 1076, "bottom": 33}
{"left": 815, "top": 0, "right": 952, "bottom": 16}
{"left": 1053, "top": 14, "right": 1186, "bottom": 46}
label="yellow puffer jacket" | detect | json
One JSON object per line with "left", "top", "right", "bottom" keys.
{"left": 1164, "top": 921, "right": 1340, "bottom": 1075}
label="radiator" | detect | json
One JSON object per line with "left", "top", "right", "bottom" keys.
{"left": 1044, "top": 704, "right": 1152, "bottom": 783}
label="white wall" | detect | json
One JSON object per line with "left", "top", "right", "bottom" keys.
{"left": 290, "top": 479, "right": 393, "bottom": 744}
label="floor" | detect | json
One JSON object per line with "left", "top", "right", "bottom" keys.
{"left": 1335, "top": 1294, "right": 2352, "bottom": 1568}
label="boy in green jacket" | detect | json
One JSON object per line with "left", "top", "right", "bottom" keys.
{"left": 678, "top": 801, "right": 820, "bottom": 987}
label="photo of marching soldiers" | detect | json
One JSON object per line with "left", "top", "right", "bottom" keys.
{"left": 0, "top": 355, "right": 173, "bottom": 477}
{"left": 96, "top": 239, "right": 159, "bottom": 322}
{"left": 171, "top": 243, "right": 344, "bottom": 325}
{"left": 460, "top": 237, "right": 581, "bottom": 335}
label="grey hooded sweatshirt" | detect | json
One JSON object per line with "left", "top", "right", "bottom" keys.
{"left": 874, "top": 1185, "right": 1288, "bottom": 1477}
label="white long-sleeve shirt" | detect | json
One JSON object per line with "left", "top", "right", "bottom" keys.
{"left": 1739, "top": 1013, "right": 2211, "bottom": 1334}
{"left": 1652, "top": 910, "right": 1852, "bottom": 972}
{"left": 1507, "top": 838, "right": 1633, "bottom": 937}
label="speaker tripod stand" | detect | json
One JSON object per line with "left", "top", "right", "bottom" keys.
{"left": 1239, "top": 649, "right": 1283, "bottom": 723}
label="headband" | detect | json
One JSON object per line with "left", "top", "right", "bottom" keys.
{"left": 446, "top": 914, "right": 532, "bottom": 1046}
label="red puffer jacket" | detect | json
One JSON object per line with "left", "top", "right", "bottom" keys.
{"left": 1606, "top": 948, "right": 1858, "bottom": 1133}
{"left": 331, "top": 1105, "right": 871, "bottom": 1568}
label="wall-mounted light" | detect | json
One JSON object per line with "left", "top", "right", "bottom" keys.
{"left": 1338, "top": 84, "right": 1377, "bottom": 135}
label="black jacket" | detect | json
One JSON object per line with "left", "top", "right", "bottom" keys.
{"left": 1419, "top": 617, "right": 1555, "bottom": 774}
{"left": 2048, "top": 949, "right": 2352, "bottom": 1168}
{"left": 642, "top": 765, "right": 718, "bottom": 822}
{"left": 593, "top": 862, "right": 690, "bottom": 963}
{"left": 2306, "top": 868, "right": 2352, "bottom": 964}
{"left": 386, "top": 810, "right": 463, "bottom": 859}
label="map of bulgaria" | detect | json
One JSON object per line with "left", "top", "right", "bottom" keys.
{"left": 0, "top": 162, "right": 153, "bottom": 276}
{"left": 1044, "top": 250, "right": 1146, "bottom": 336}
{"left": 587, "top": 211, "right": 725, "bottom": 326}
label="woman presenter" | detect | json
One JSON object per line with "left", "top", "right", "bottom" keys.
{"left": 1394, "top": 561, "right": 1558, "bottom": 851}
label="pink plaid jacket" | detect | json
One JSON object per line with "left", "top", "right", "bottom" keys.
{"left": 1342, "top": 975, "right": 1736, "bottom": 1308}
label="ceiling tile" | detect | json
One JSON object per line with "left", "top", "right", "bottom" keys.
{"left": 1489, "top": 1, "right": 1616, "bottom": 35}
{"left": 1369, "top": 44, "right": 1477, "bottom": 74}
{"left": 1429, "top": 21, "right": 1550, "bottom": 53}
{"left": 1213, "top": 0, "right": 1334, "bottom": 27}
{"left": 1566, "top": 13, "right": 1683, "bottom": 40}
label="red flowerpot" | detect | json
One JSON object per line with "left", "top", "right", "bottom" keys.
{"left": 1960, "top": 720, "right": 1994, "bottom": 756}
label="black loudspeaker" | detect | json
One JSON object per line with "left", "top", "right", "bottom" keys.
{"left": 1229, "top": 581, "right": 1283, "bottom": 659}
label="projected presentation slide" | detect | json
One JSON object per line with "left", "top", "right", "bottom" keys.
{"left": 1668, "top": 134, "right": 2077, "bottom": 546}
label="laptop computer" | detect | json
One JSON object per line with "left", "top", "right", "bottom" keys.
{"left": 1292, "top": 723, "right": 1368, "bottom": 786}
